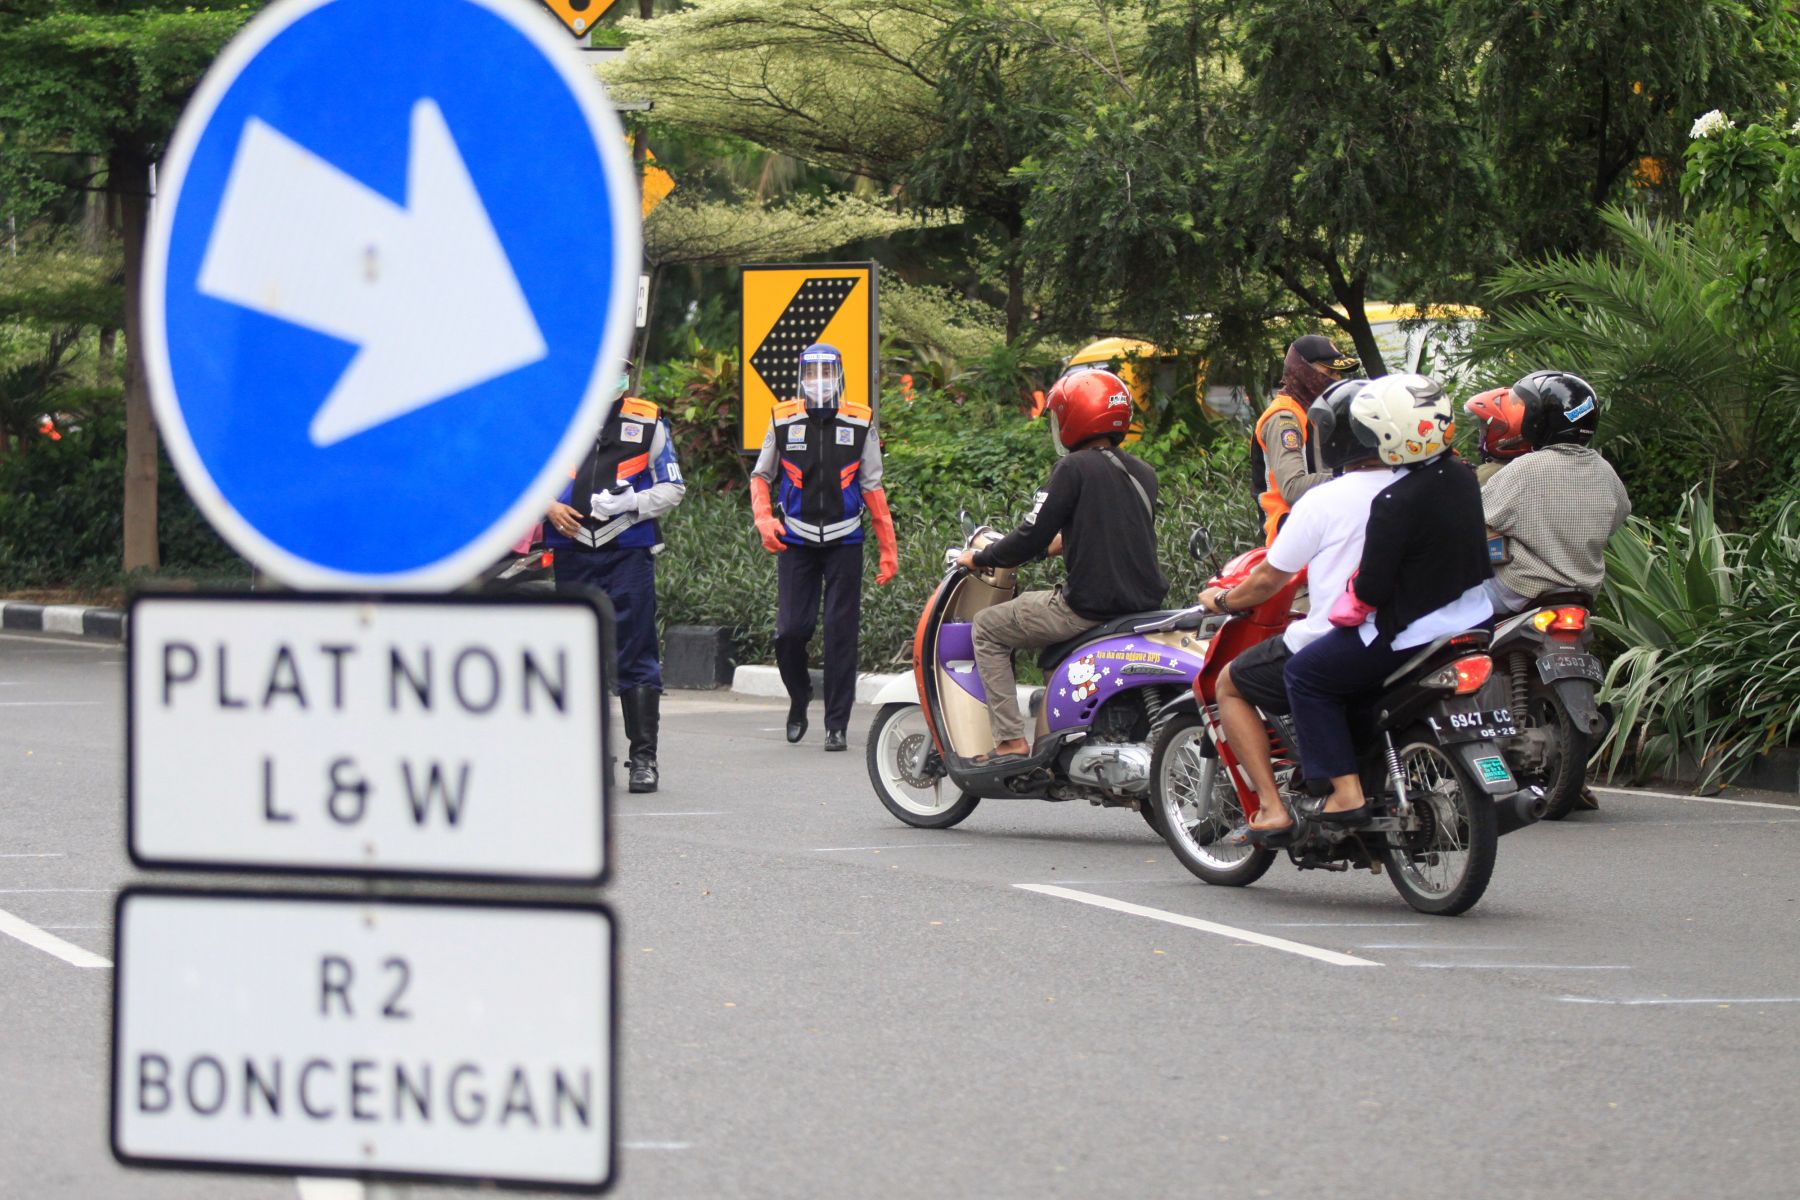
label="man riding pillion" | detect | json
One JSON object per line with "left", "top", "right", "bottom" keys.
{"left": 1196, "top": 378, "right": 1396, "bottom": 844}
{"left": 545, "top": 368, "right": 687, "bottom": 794}
{"left": 1251, "top": 335, "right": 1361, "bottom": 544}
{"left": 749, "top": 343, "right": 899, "bottom": 752}
{"left": 1465, "top": 371, "right": 1632, "bottom": 616}
{"left": 955, "top": 369, "right": 1169, "bottom": 762}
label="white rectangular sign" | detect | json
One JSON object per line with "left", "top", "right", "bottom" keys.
{"left": 111, "top": 890, "right": 614, "bottom": 1191}
{"left": 128, "top": 594, "right": 609, "bottom": 881}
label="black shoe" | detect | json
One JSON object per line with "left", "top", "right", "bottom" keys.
{"left": 787, "top": 693, "right": 810, "bottom": 743}
{"left": 824, "top": 729, "right": 847, "bottom": 752}
{"left": 621, "top": 688, "right": 661, "bottom": 793}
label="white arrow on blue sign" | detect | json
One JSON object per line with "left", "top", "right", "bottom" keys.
{"left": 144, "top": 0, "right": 641, "bottom": 590}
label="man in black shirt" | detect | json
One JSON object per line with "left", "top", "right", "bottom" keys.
{"left": 955, "top": 370, "right": 1169, "bottom": 759}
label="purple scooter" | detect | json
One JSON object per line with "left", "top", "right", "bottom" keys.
{"left": 866, "top": 519, "right": 1210, "bottom": 830}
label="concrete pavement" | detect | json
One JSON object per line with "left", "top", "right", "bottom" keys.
{"left": 3, "top": 630, "right": 1799, "bottom": 1198}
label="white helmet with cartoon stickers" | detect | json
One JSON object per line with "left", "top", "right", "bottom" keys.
{"left": 1349, "top": 373, "right": 1454, "bottom": 466}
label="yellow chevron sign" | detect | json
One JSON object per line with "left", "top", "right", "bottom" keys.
{"left": 739, "top": 264, "right": 877, "bottom": 453}
{"left": 538, "top": 0, "right": 621, "bottom": 37}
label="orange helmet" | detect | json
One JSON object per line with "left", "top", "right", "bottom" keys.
{"left": 1463, "top": 386, "right": 1530, "bottom": 462}
{"left": 1047, "top": 368, "right": 1132, "bottom": 450}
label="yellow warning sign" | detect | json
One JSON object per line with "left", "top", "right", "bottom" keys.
{"left": 641, "top": 146, "right": 674, "bottom": 218}
{"left": 538, "top": 0, "right": 621, "bottom": 38}
{"left": 739, "top": 264, "right": 877, "bottom": 453}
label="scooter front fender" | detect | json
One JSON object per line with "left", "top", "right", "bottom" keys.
{"left": 870, "top": 674, "right": 925, "bottom": 707}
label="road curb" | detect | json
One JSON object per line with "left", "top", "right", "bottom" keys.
{"left": 0, "top": 601, "right": 127, "bottom": 642}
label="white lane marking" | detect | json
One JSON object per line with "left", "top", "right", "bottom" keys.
{"left": 295, "top": 1179, "right": 364, "bottom": 1200}
{"left": 0, "top": 700, "right": 104, "bottom": 707}
{"left": 1595, "top": 786, "right": 1796, "bottom": 812}
{"left": 1016, "top": 885, "right": 1381, "bottom": 967}
{"left": 1415, "top": 963, "right": 1631, "bottom": 971}
{"left": 1557, "top": 996, "right": 1800, "bottom": 1006}
{"left": 811, "top": 843, "right": 976, "bottom": 852}
{"left": 37, "top": 924, "right": 104, "bottom": 930}
{"left": 623, "top": 1141, "right": 693, "bottom": 1151}
{"left": 0, "top": 853, "right": 65, "bottom": 858}
{"left": 0, "top": 907, "right": 111, "bottom": 969}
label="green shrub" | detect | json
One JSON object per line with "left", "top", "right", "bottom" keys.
{"left": 1596, "top": 490, "right": 1800, "bottom": 789}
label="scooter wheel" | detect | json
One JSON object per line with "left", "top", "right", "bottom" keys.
{"left": 867, "top": 703, "right": 980, "bottom": 829}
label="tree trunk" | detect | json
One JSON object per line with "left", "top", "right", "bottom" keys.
{"left": 98, "top": 326, "right": 116, "bottom": 386}
{"left": 114, "top": 148, "right": 160, "bottom": 574}
{"left": 1003, "top": 239, "right": 1024, "bottom": 344}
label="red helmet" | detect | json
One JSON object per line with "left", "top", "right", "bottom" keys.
{"left": 1462, "top": 386, "right": 1530, "bottom": 462}
{"left": 1047, "top": 368, "right": 1132, "bottom": 450}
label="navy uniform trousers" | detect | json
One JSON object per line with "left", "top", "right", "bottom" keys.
{"left": 775, "top": 541, "right": 864, "bottom": 733}
{"left": 554, "top": 545, "right": 661, "bottom": 692}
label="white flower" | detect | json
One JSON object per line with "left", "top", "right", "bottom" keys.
{"left": 1791, "top": 117, "right": 1800, "bottom": 137}
{"left": 1690, "top": 109, "right": 1735, "bottom": 140}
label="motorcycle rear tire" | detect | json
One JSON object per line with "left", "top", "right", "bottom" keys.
{"left": 1381, "top": 726, "right": 1498, "bottom": 916}
{"left": 1533, "top": 683, "right": 1593, "bottom": 821}
{"left": 867, "top": 703, "right": 981, "bottom": 830}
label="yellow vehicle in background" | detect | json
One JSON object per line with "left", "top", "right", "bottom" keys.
{"left": 1054, "top": 305, "right": 1483, "bottom": 434}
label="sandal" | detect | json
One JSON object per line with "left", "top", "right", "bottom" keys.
{"left": 1225, "top": 819, "right": 1298, "bottom": 848}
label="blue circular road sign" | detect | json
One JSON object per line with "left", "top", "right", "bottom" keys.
{"left": 145, "top": 0, "right": 640, "bottom": 589}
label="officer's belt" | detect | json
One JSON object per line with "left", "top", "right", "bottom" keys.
{"left": 783, "top": 515, "right": 861, "bottom": 544}
{"left": 571, "top": 514, "right": 637, "bottom": 550}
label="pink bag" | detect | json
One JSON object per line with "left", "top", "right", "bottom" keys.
{"left": 510, "top": 522, "right": 543, "bottom": 555}
{"left": 1328, "top": 571, "right": 1376, "bottom": 628}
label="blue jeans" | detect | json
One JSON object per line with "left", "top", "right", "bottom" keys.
{"left": 1282, "top": 627, "right": 1411, "bottom": 789}
{"left": 554, "top": 546, "right": 661, "bottom": 692}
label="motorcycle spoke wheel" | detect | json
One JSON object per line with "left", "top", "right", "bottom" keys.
{"left": 1153, "top": 715, "right": 1276, "bottom": 887}
{"left": 1382, "top": 733, "right": 1497, "bottom": 916}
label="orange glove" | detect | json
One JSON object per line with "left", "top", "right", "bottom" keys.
{"left": 749, "top": 476, "right": 787, "bottom": 554}
{"left": 864, "top": 488, "right": 898, "bottom": 585}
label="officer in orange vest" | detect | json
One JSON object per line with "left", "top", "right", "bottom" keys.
{"left": 748, "top": 343, "right": 898, "bottom": 752}
{"left": 1251, "top": 335, "right": 1360, "bottom": 544}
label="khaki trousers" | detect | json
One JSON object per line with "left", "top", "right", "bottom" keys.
{"left": 971, "top": 589, "right": 1097, "bottom": 743}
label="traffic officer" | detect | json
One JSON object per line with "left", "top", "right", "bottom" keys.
{"left": 1251, "top": 334, "right": 1360, "bottom": 543}
{"left": 545, "top": 370, "right": 686, "bottom": 794}
{"left": 748, "top": 343, "right": 898, "bottom": 751}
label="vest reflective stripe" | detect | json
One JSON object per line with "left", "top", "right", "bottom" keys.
{"left": 567, "top": 398, "right": 662, "bottom": 550}
{"left": 784, "top": 515, "right": 862, "bottom": 543}
{"left": 1253, "top": 392, "right": 1311, "bottom": 545}
{"left": 569, "top": 514, "right": 638, "bottom": 549}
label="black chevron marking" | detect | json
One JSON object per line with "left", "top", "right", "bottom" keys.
{"left": 749, "top": 276, "right": 860, "bottom": 403}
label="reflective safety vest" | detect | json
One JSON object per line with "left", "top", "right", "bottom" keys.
{"left": 1251, "top": 392, "right": 1311, "bottom": 545}
{"left": 772, "top": 398, "right": 871, "bottom": 546}
{"left": 560, "top": 397, "right": 663, "bottom": 551}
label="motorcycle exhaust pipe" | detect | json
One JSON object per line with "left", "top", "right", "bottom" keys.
{"left": 1496, "top": 784, "right": 1548, "bottom": 836}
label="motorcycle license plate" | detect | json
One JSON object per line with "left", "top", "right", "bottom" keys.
{"left": 1432, "top": 705, "right": 1521, "bottom": 743}
{"left": 1537, "top": 652, "right": 1603, "bottom": 685}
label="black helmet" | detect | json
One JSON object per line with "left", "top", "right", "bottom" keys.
{"left": 1307, "top": 377, "right": 1375, "bottom": 472}
{"left": 1512, "top": 370, "right": 1599, "bottom": 448}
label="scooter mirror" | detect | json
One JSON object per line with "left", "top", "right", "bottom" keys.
{"left": 1189, "top": 527, "right": 1212, "bottom": 562}
{"left": 959, "top": 509, "right": 976, "bottom": 539}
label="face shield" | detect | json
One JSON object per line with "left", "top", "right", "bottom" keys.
{"left": 1046, "top": 409, "right": 1068, "bottom": 457}
{"left": 798, "top": 347, "right": 843, "bottom": 410}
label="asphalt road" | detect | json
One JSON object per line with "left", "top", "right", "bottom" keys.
{"left": 4, "top": 630, "right": 1800, "bottom": 1199}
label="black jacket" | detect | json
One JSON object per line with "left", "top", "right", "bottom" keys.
{"left": 973, "top": 445, "right": 1169, "bottom": 619}
{"left": 1353, "top": 454, "right": 1492, "bottom": 644}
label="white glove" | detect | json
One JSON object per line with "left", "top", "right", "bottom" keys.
{"left": 590, "top": 488, "right": 640, "bottom": 520}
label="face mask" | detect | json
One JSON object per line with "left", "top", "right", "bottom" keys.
{"left": 800, "top": 369, "right": 840, "bottom": 409}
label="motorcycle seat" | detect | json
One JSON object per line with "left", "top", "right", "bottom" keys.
{"left": 1036, "top": 609, "right": 1200, "bottom": 671}
{"left": 1530, "top": 589, "right": 1596, "bottom": 608}
{"left": 1381, "top": 630, "right": 1492, "bottom": 687}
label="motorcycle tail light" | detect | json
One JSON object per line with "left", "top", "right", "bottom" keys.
{"left": 1451, "top": 654, "right": 1492, "bottom": 694}
{"left": 540, "top": 551, "right": 554, "bottom": 568}
{"left": 1551, "top": 606, "right": 1587, "bottom": 631}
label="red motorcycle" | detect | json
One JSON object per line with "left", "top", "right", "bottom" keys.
{"left": 1147, "top": 534, "right": 1545, "bottom": 916}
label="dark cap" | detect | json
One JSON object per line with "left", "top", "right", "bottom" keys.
{"left": 1290, "top": 334, "right": 1360, "bottom": 372}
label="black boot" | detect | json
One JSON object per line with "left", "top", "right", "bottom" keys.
{"left": 621, "top": 688, "right": 660, "bottom": 794}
